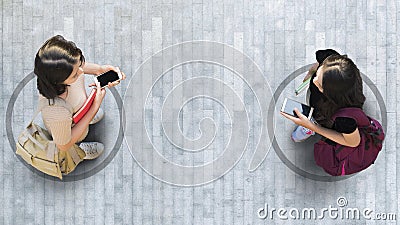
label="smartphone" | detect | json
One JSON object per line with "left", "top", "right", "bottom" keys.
{"left": 94, "top": 70, "right": 121, "bottom": 88}
{"left": 281, "top": 98, "right": 314, "bottom": 119}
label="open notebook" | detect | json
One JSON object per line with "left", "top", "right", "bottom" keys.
{"left": 72, "top": 89, "right": 97, "bottom": 124}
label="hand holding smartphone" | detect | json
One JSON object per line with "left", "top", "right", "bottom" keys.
{"left": 94, "top": 69, "right": 122, "bottom": 88}
{"left": 280, "top": 98, "right": 314, "bottom": 119}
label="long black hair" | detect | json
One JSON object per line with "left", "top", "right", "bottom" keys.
{"left": 317, "top": 54, "right": 366, "bottom": 126}
{"left": 34, "top": 35, "right": 85, "bottom": 99}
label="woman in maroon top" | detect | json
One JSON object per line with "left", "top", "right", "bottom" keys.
{"left": 282, "top": 50, "right": 365, "bottom": 148}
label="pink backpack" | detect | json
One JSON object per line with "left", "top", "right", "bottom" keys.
{"left": 314, "top": 108, "right": 385, "bottom": 176}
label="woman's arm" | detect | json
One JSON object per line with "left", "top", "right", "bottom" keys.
{"left": 281, "top": 108, "right": 361, "bottom": 147}
{"left": 82, "top": 62, "right": 107, "bottom": 75}
{"left": 311, "top": 124, "right": 360, "bottom": 147}
{"left": 56, "top": 85, "right": 106, "bottom": 151}
{"left": 82, "top": 62, "right": 126, "bottom": 88}
{"left": 82, "top": 62, "right": 119, "bottom": 76}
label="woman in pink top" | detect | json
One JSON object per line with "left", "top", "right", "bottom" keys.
{"left": 34, "top": 35, "right": 125, "bottom": 175}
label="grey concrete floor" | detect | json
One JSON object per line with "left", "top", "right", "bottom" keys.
{"left": 1, "top": 0, "right": 399, "bottom": 224}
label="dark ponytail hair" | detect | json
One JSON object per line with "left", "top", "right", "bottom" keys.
{"left": 34, "top": 35, "right": 85, "bottom": 99}
{"left": 318, "top": 55, "right": 366, "bottom": 125}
